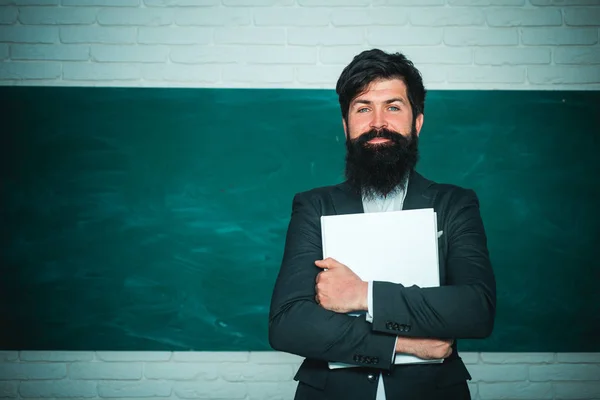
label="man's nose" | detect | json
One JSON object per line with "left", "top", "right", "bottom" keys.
{"left": 369, "top": 109, "right": 388, "bottom": 130}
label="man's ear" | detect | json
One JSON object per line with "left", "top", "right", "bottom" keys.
{"left": 342, "top": 118, "right": 348, "bottom": 138}
{"left": 415, "top": 113, "right": 424, "bottom": 137}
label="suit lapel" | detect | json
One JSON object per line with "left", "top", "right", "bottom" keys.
{"left": 330, "top": 182, "right": 364, "bottom": 215}
{"left": 402, "top": 170, "right": 435, "bottom": 210}
{"left": 331, "top": 170, "right": 435, "bottom": 215}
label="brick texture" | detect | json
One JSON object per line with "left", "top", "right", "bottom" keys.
{"left": 0, "top": 352, "right": 598, "bottom": 399}
{"left": 0, "top": 1, "right": 597, "bottom": 88}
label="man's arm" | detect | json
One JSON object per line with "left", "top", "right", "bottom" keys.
{"left": 371, "top": 188, "right": 496, "bottom": 338}
{"left": 268, "top": 192, "right": 397, "bottom": 369}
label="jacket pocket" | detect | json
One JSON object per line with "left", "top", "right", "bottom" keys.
{"left": 436, "top": 357, "right": 472, "bottom": 388}
{"left": 293, "top": 359, "right": 329, "bottom": 390}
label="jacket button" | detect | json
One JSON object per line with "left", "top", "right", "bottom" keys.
{"left": 386, "top": 322, "right": 393, "bottom": 329}
{"left": 373, "top": 357, "right": 379, "bottom": 364}
{"left": 367, "top": 374, "right": 377, "bottom": 383}
{"left": 405, "top": 325, "right": 411, "bottom": 332}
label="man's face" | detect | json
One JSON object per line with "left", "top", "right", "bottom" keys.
{"left": 343, "top": 78, "right": 423, "bottom": 142}
{"left": 342, "top": 78, "right": 424, "bottom": 198}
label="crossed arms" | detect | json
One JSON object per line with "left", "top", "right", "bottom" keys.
{"left": 268, "top": 188, "right": 496, "bottom": 369}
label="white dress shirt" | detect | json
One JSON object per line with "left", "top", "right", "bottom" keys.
{"left": 362, "top": 179, "right": 408, "bottom": 400}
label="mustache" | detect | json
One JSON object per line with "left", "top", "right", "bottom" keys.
{"left": 350, "top": 128, "right": 410, "bottom": 146}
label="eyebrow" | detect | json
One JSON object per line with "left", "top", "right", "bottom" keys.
{"left": 352, "top": 97, "right": 407, "bottom": 107}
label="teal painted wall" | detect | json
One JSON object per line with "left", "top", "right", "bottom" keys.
{"left": 1, "top": 87, "right": 598, "bottom": 352}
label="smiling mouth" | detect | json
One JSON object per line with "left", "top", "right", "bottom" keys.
{"left": 367, "top": 138, "right": 391, "bottom": 145}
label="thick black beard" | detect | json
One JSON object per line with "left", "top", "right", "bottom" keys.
{"left": 344, "top": 126, "right": 419, "bottom": 200}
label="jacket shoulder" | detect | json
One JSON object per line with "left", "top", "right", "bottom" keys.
{"left": 415, "top": 172, "right": 479, "bottom": 207}
{"left": 417, "top": 171, "right": 475, "bottom": 196}
{"left": 431, "top": 181, "right": 473, "bottom": 196}
{"left": 428, "top": 182, "right": 480, "bottom": 211}
{"left": 294, "top": 183, "right": 346, "bottom": 201}
{"left": 289, "top": 183, "right": 352, "bottom": 217}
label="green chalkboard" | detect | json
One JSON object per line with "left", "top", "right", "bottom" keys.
{"left": 1, "top": 87, "right": 598, "bottom": 352}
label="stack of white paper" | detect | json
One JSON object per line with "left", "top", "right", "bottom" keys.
{"left": 320, "top": 208, "right": 442, "bottom": 368}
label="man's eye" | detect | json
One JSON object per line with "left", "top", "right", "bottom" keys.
{"left": 357, "top": 108, "right": 369, "bottom": 113}
{"left": 388, "top": 106, "right": 400, "bottom": 111}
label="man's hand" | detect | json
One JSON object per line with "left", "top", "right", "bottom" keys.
{"left": 395, "top": 337, "right": 454, "bottom": 360}
{"left": 314, "top": 257, "right": 368, "bottom": 313}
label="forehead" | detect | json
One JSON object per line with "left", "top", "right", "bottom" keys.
{"left": 352, "top": 78, "right": 408, "bottom": 103}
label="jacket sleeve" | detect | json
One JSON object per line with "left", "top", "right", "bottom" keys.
{"left": 269, "top": 192, "right": 397, "bottom": 370}
{"left": 371, "top": 188, "right": 496, "bottom": 339}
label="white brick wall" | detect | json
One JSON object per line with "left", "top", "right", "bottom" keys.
{"left": 0, "top": 0, "right": 598, "bottom": 88}
{"left": 0, "top": 352, "right": 599, "bottom": 399}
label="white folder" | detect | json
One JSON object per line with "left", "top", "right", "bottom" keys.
{"left": 320, "top": 208, "right": 442, "bottom": 368}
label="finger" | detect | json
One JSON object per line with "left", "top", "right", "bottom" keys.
{"left": 315, "top": 270, "right": 326, "bottom": 283}
{"left": 316, "top": 258, "right": 338, "bottom": 269}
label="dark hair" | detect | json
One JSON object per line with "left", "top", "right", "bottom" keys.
{"left": 335, "top": 49, "right": 426, "bottom": 122}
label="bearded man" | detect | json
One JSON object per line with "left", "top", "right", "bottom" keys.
{"left": 269, "top": 49, "right": 496, "bottom": 400}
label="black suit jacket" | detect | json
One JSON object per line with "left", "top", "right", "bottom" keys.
{"left": 269, "top": 170, "right": 496, "bottom": 400}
